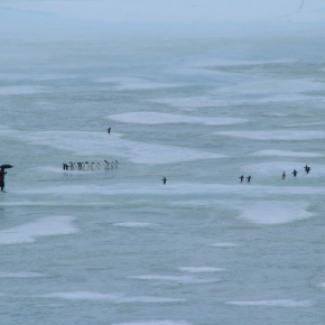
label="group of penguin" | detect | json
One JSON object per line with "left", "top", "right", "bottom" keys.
{"left": 63, "top": 160, "right": 119, "bottom": 171}
{"left": 239, "top": 164, "right": 311, "bottom": 183}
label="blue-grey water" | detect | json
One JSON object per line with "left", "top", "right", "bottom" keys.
{"left": 1, "top": 16, "right": 325, "bottom": 325}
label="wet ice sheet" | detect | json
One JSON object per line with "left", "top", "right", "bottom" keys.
{"left": 0, "top": 129, "right": 225, "bottom": 164}
{"left": 238, "top": 202, "right": 313, "bottom": 225}
{"left": 0, "top": 216, "right": 77, "bottom": 244}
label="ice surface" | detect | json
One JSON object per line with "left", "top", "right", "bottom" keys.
{"left": 0, "top": 272, "right": 43, "bottom": 278}
{"left": 0, "top": 216, "right": 77, "bottom": 244}
{"left": 252, "top": 150, "right": 322, "bottom": 158}
{"left": 113, "top": 222, "right": 158, "bottom": 228}
{"left": 1, "top": 129, "right": 225, "bottom": 164}
{"left": 211, "top": 243, "right": 238, "bottom": 248}
{"left": 216, "top": 130, "right": 325, "bottom": 140}
{"left": 129, "top": 275, "right": 218, "bottom": 284}
{"left": 108, "top": 112, "right": 247, "bottom": 125}
{"left": 178, "top": 267, "right": 226, "bottom": 273}
{"left": 238, "top": 202, "right": 313, "bottom": 225}
{"left": 227, "top": 299, "right": 312, "bottom": 307}
{"left": 41, "top": 291, "right": 185, "bottom": 303}
{"left": 113, "top": 321, "right": 191, "bottom": 325}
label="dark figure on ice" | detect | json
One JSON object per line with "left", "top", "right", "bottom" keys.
{"left": 63, "top": 163, "right": 69, "bottom": 170}
{"left": 247, "top": 176, "right": 251, "bottom": 183}
{"left": 282, "top": 171, "right": 286, "bottom": 180}
{"left": 107, "top": 127, "right": 111, "bottom": 134}
{"left": 0, "top": 168, "right": 7, "bottom": 192}
{"left": 162, "top": 177, "right": 167, "bottom": 185}
{"left": 239, "top": 175, "right": 244, "bottom": 183}
{"left": 292, "top": 169, "right": 298, "bottom": 177}
{"left": 304, "top": 165, "right": 311, "bottom": 174}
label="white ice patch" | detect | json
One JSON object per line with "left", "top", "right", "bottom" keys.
{"left": 108, "top": 112, "right": 246, "bottom": 126}
{"left": 41, "top": 291, "right": 184, "bottom": 303}
{"left": 113, "top": 222, "right": 157, "bottom": 228}
{"left": 0, "top": 216, "right": 77, "bottom": 244}
{"left": 0, "top": 272, "right": 43, "bottom": 278}
{"left": 252, "top": 150, "right": 322, "bottom": 158}
{"left": 1, "top": 129, "right": 224, "bottom": 165}
{"left": 227, "top": 299, "right": 311, "bottom": 307}
{"left": 178, "top": 267, "right": 225, "bottom": 273}
{"left": 216, "top": 130, "right": 325, "bottom": 140}
{"left": 113, "top": 321, "right": 191, "bottom": 325}
{"left": 239, "top": 202, "right": 313, "bottom": 225}
{"left": 212, "top": 243, "right": 238, "bottom": 248}
{"left": 129, "top": 275, "right": 217, "bottom": 284}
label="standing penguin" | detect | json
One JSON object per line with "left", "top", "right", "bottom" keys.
{"left": 162, "top": 177, "right": 167, "bottom": 185}
{"left": 282, "top": 171, "right": 286, "bottom": 179}
{"left": 239, "top": 175, "right": 244, "bottom": 183}
{"left": 247, "top": 176, "right": 251, "bottom": 183}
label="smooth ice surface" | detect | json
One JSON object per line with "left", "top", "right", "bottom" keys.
{"left": 112, "top": 222, "right": 158, "bottom": 228}
{"left": 108, "top": 112, "right": 247, "bottom": 126}
{"left": 216, "top": 131, "right": 325, "bottom": 140}
{"left": 211, "top": 243, "right": 238, "bottom": 248}
{"left": 129, "top": 275, "right": 218, "bottom": 284}
{"left": 238, "top": 202, "right": 313, "bottom": 225}
{"left": 0, "top": 216, "right": 77, "bottom": 244}
{"left": 227, "top": 300, "right": 312, "bottom": 307}
{"left": 0, "top": 129, "right": 225, "bottom": 164}
{"left": 178, "top": 267, "right": 226, "bottom": 273}
{"left": 41, "top": 292, "right": 185, "bottom": 303}
{"left": 252, "top": 150, "right": 322, "bottom": 158}
{"left": 113, "top": 321, "right": 191, "bottom": 325}
{"left": 0, "top": 272, "right": 43, "bottom": 278}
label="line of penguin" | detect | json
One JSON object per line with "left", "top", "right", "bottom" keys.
{"left": 63, "top": 160, "right": 119, "bottom": 171}
{"left": 239, "top": 164, "right": 311, "bottom": 183}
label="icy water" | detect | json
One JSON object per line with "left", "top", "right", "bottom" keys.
{"left": 1, "top": 32, "right": 325, "bottom": 325}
